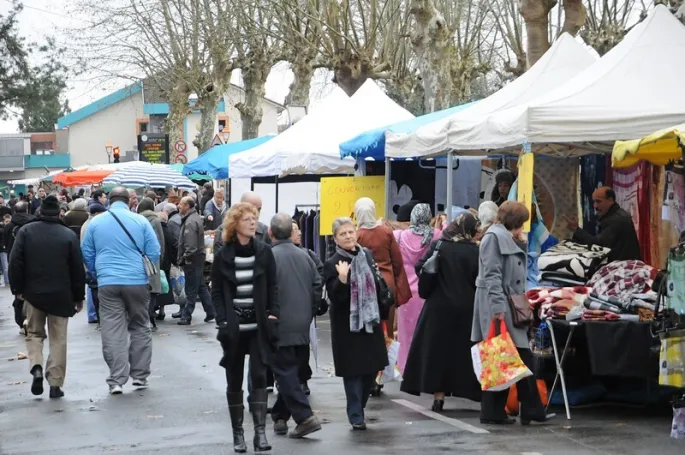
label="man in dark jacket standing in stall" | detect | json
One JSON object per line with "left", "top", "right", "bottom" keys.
{"left": 268, "top": 213, "right": 322, "bottom": 438}
{"left": 177, "top": 196, "right": 216, "bottom": 325}
{"left": 9, "top": 195, "right": 86, "bottom": 399}
{"left": 567, "top": 186, "right": 641, "bottom": 262}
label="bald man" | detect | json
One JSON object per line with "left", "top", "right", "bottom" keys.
{"left": 213, "top": 191, "right": 271, "bottom": 253}
{"left": 568, "top": 186, "right": 641, "bottom": 262}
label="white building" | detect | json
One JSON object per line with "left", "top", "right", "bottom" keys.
{"left": 57, "top": 81, "right": 283, "bottom": 167}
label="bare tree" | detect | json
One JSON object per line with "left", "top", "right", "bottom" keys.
{"left": 581, "top": 0, "right": 646, "bottom": 55}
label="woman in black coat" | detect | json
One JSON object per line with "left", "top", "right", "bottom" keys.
{"left": 400, "top": 212, "right": 482, "bottom": 411}
{"left": 323, "top": 217, "right": 388, "bottom": 430}
{"left": 211, "top": 202, "right": 280, "bottom": 453}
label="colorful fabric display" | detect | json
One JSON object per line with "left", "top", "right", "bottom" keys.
{"left": 587, "top": 260, "right": 657, "bottom": 301}
{"left": 537, "top": 241, "right": 611, "bottom": 282}
{"left": 582, "top": 309, "right": 621, "bottom": 321}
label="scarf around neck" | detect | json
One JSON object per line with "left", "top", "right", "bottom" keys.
{"left": 336, "top": 245, "right": 380, "bottom": 333}
{"left": 409, "top": 203, "right": 433, "bottom": 246}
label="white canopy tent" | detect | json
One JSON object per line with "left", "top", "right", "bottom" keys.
{"left": 385, "top": 33, "right": 597, "bottom": 158}
{"left": 230, "top": 80, "right": 414, "bottom": 178}
{"left": 443, "top": 5, "right": 685, "bottom": 155}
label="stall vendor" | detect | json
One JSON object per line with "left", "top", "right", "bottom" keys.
{"left": 567, "top": 186, "right": 641, "bottom": 262}
{"left": 491, "top": 170, "right": 516, "bottom": 207}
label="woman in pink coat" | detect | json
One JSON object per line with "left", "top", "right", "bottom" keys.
{"left": 394, "top": 204, "right": 441, "bottom": 374}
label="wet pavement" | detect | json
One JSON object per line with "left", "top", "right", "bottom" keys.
{"left": 0, "top": 287, "right": 683, "bottom": 454}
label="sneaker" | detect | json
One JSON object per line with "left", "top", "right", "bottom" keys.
{"left": 109, "top": 384, "right": 123, "bottom": 395}
{"left": 151, "top": 325, "right": 158, "bottom": 333}
{"left": 177, "top": 320, "right": 191, "bottom": 326}
{"left": 132, "top": 379, "right": 149, "bottom": 389}
{"left": 273, "top": 419, "right": 288, "bottom": 435}
{"left": 204, "top": 315, "right": 215, "bottom": 323}
{"left": 289, "top": 416, "right": 321, "bottom": 439}
{"left": 351, "top": 422, "right": 367, "bottom": 431}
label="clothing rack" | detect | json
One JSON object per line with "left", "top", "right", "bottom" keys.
{"left": 295, "top": 204, "right": 320, "bottom": 209}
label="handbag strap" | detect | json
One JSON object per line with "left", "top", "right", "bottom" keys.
{"left": 108, "top": 210, "right": 144, "bottom": 256}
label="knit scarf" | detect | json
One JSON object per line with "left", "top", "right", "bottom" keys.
{"left": 336, "top": 245, "right": 380, "bottom": 333}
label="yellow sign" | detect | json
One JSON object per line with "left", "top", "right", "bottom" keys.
{"left": 517, "top": 152, "right": 535, "bottom": 233}
{"left": 319, "top": 176, "right": 386, "bottom": 236}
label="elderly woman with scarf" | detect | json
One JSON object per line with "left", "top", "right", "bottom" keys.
{"left": 323, "top": 217, "right": 389, "bottom": 430}
{"left": 400, "top": 212, "right": 482, "bottom": 411}
{"left": 393, "top": 204, "right": 441, "bottom": 374}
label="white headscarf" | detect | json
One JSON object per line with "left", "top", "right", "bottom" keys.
{"left": 478, "top": 201, "right": 498, "bottom": 233}
{"left": 354, "top": 197, "right": 378, "bottom": 230}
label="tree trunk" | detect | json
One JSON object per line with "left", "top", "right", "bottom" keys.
{"left": 285, "top": 58, "right": 314, "bottom": 106}
{"left": 410, "top": 0, "right": 453, "bottom": 113}
{"left": 194, "top": 91, "right": 221, "bottom": 154}
{"left": 520, "top": 0, "right": 557, "bottom": 69}
{"left": 561, "top": 0, "right": 586, "bottom": 36}
{"left": 165, "top": 89, "right": 190, "bottom": 156}
{"left": 236, "top": 52, "right": 269, "bottom": 140}
{"left": 332, "top": 50, "right": 370, "bottom": 96}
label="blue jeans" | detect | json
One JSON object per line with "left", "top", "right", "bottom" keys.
{"left": 0, "top": 252, "right": 8, "bottom": 285}
{"left": 342, "top": 374, "right": 376, "bottom": 425}
{"left": 181, "top": 264, "right": 214, "bottom": 322}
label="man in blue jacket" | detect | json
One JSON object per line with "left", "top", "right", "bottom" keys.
{"left": 81, "top": 186, "right": 161, "bottom": 395}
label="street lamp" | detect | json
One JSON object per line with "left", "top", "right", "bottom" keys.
{"left": 105, "top": 142, "right": 113, "bottom": 163}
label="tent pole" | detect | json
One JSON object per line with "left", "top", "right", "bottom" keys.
{"left": 275, "top": 176, "right": 279, "bottom": 212}
{"left": 446, "top": 151, "right": 453, "bottom": 220}
{"left": 250, "top": 178, "right": 254, "bottom": 191}
{"left": 227, "top": 179, "right": 232, "bottom": 207}
{"left": 384, "top": 158, "right": 391, "bottom": 219}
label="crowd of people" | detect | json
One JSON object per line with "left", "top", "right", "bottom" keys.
{"left": 5, "top": 171, "right": 642, "bottom": 451}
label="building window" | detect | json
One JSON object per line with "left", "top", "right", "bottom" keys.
{"left": 140, "top": 121, "right": 149, "bottom": 133}
{"left": 218, "top": 119, "right": 227, "bottom": 132}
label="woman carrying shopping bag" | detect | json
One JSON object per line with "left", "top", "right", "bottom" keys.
{"left": 471, "top": 201, "right": 554, "bottom": 425}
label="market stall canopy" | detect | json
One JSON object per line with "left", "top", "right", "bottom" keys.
{"left": 282, "top": 79, "right": 413, "bottom": 174}
{"left": 386, "top": 33, "right": 597, "bottom": 158}
{"left": 497, "top": 5, "right": 685, "bottom": 151}
{"left": 183, "top": 135, "right": 274, "bottom": 180}
{"left": 103, "top": 162, "right": 196, "bottom": 189}
{"left": 612, "top": 123, "right": 685, "bottom": 168}
{"left": 53, "top": 169, "right": 115, "bottom": 186}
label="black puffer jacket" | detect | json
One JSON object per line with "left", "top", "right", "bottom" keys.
{"left": 4, "top": 212, "right": 35, "bottom": 255}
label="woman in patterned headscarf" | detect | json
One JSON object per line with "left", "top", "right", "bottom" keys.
{"left": 393, "top": 204, "right": 441, "bottom": 374}
{"left": 401, "top": 212, "right": 482, "bottom": 412}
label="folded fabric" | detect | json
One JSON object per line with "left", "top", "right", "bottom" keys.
{"left": 582, "top": 309, "right": 621, "bottom": 321}
{"left": 538, "top": 241, "right": 611, "bottom": 281}
{"left": 539, "top": 272, "right": 587, "bottom": 287}
{"left": 638, "top": 308, "right": 655, "bottom": 321}
{"left": 585, "top": 297, "right": 621, "bottom": 314}
{"left": 619, "top": 314, "right": 640, "bottom": 322}
{"left": 587, "top": 260, "right": 658, "bottom": 301}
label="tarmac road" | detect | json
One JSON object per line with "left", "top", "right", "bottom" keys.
{"left": 0, "top": 287, "right": 682, "bottom": 455}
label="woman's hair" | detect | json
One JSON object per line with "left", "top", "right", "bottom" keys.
{"left": 497, "top": 200, "right": 530, "bottom": 231}
{"left": 222, "top": 202, "right": 258, "bottom": 243}
{"left": 332, "top": 217, "right": 354, "bottom": 236}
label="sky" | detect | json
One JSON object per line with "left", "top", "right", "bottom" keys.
{"left": 0, "top": 0, "right": 335, "bottom": 134}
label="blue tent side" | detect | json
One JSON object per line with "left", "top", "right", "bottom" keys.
{"left": 183, "top": 135, "right": 275, "bottom": 180}
{"left": 339, "top": 102, "right": 475, "bottom": 160}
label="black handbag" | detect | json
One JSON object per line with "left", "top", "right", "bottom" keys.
{"left": 364, "top": 249, "right": 394, "bottom": 320}
{"left": 418, "top": 240, "right": 442, "bottom": 299}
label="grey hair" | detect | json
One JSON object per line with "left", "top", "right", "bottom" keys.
{"left": 163, "top": 203, "right": 177, "bottom": 214}
{"left": 270, "top": 213, "right": 293, "bottom": 241}
{"left": 332, "top": 217, "right": 355, "bottom": 236}
{"left": 72, "top": 198, "right": 88, "bottom": 211}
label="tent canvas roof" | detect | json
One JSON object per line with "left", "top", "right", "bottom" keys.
{"left": 386, "top": 33, "right": 597, "bottom": 158}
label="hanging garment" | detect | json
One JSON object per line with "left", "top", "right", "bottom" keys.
{"left": 612, "top": 162, "right": 652, "bottom": 265}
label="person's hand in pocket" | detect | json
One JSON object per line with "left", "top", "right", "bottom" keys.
{"left": 266, "top": 316, "right": 279, "bottom": 344}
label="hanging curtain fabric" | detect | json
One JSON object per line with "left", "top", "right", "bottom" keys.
{"left": 612, "top": 162, "right": 652, "bottom": 264}
{"left": 580, "top": 155, "right": 609, "bottom": 236}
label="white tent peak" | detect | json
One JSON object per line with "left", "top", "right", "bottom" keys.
{"left": 349, "top": 79, "right": 414, "bottom": 126}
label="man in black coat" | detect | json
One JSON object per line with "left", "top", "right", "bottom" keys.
{"left": 9, "top": 195, "right": 86, "bottom": 399}
{"left": 5, "top": 201, "right": 35, "bottom": 331}
{"left": 568, "top": 186, "right": 641, "bottom": 262}
{"left": 268, "top": 214, "right": 322, "bottom": 439}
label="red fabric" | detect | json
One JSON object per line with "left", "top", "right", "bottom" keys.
{"left": 611, "top": 163, "right": 652, "bottom": 264}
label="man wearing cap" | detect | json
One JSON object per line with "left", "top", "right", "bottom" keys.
{"left": 9, "top": 195, "right": 86, "bottom": 399}
{"left": 81, "top": 186, "right": 161, "bottom": 395}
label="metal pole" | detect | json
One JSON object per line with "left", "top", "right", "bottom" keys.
{"left": 384, "top": 158, "right": 391, "bottom": 219}
{"left": 250, "top": 178, "right": 254, "bottom": 191}
{"left": 445, "top": 151, "right": 453, "bottom": 220}
{"left": 275, "top": 176, "right": 279, "bottom": 212}
{"left": 227, "top": 179, "right": 232, "bottom": 207}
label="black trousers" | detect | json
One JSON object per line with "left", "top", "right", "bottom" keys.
{"left": 298, "top": 347, "right": 312, "bottom": 383}
{"left": 480, "top": 348, "right": 545, "bottom": 421}
{"left": 225, "top": 330, "right": 268, "bottom": 394}
{"left": 271, "top": 346, "right": 314, "bottom": 424}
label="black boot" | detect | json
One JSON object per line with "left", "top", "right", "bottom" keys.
{"left": 250, "top": 389, "right": 272, "bottom": 452}
{"left": 227, "top": 392, "right": 247, "bottom": 453}
{"left": 30, "top": 365, "right": 44, "bottom": 396}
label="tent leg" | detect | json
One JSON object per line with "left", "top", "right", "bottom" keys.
{"left": 275, "top": 176, "right": 279, "bottom": 213}
{"left": 227, "top": 179, "right": 232, "bottom": 207}
{"left": 250, "top": 178, "right": 254, "bottom": 191}
{"left": 445, "top": 151, "right": 453, "bottom": 220}
{"left": 384, "top": 158, "right": 391, "bottom": 220}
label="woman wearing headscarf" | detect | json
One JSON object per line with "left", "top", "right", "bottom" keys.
{"left": 491, "top": 170, "right": 516, "bottom": 206}
{"left": 393, "top": 203, "right": 441, "bottom": 374}
{"left": 323, "top": 217, "right": 388, "bottom": 430}
{"left": 138, "top": 197, "right": 165, "bottom": 331}
{"left": 400, "top": 212, "right": 482, "bottom": 411}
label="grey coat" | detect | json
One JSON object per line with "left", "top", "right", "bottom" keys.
{"left": 271, "top": 240, "right": 322, "bottom": 347}
{"left": 178, "top": 209, "right": 206, "bottom": 267}
{"left": 141, "top": 210, "right": 165, "bottom": 294}
{"left": 471, "top": 223, "right": 530, "bottom": 349}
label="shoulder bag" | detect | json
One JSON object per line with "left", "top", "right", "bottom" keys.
{"left": 109, "top": 210, "right": 158, "bottom": 278}
{"left": 418, "top": 240, "right": 442, "bottom": 299}
{"left": 363, "top": 248, "right": 394, "bottom": 320}
{"left": 508, "top": 294, "right": 533, "bottom": 328}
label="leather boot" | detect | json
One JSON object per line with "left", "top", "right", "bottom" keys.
{"left": 249, "top": 389, "right": 272, "bottom": 452}
{"left": 227, "top": 391, "right": 247, "bottom": 453}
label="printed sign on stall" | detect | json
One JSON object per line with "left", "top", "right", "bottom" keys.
{"left": 320, "top": 176, "right": 386, "bottom": 236}
{"left": 517, "top": 152, "right": 535, "bottom": 233}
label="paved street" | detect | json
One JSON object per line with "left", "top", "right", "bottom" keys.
{"left": 0, "top": 287, "right": 682, "bottom": 455}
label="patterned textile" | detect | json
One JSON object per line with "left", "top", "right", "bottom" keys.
{"left": 336, "top": 245, "right": 380, "bottom": 333}
{"left": 612, "top": 162, "right": 652, "bottom": 266}
{"left": 535, "top": 156, "right": 579, "bottom": 240}
{"left": 586, "top": 260, "right": 658, "bottom": 301}
{"left": 537, "top": 241, "right": 611, "bottom": 282}
{"left": 650, "top": 166, "right": 664, "bottom": 268}
{"left": 580, "top": 155, "right": 609, "bottom": 236}
{"left": 582, "top": 309, "right": 621, "bottom": 321}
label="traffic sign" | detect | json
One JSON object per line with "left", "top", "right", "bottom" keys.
{"left": 174, "top": 140, "right": 187, "bottom": 153}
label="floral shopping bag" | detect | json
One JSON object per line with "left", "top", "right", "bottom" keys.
{"left": 471, "top": 320, "right": 533, "bottom": 391}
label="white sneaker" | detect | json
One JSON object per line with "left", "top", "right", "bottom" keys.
{"left": 109, "top": 384, "right": 123, "bottom": 395}
{"left": 132, "top": 379, "right": 149, "bottom": 389}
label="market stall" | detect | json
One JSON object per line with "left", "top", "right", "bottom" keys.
{"left": 103, "top": 163, "right": 196, "bottom": 189}
{"left": 53, "top": 169, "right": 115, "bottom": 187}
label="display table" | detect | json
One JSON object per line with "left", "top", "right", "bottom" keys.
{"left": 545, "top": 319, "right": 660, "bottom": 420}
